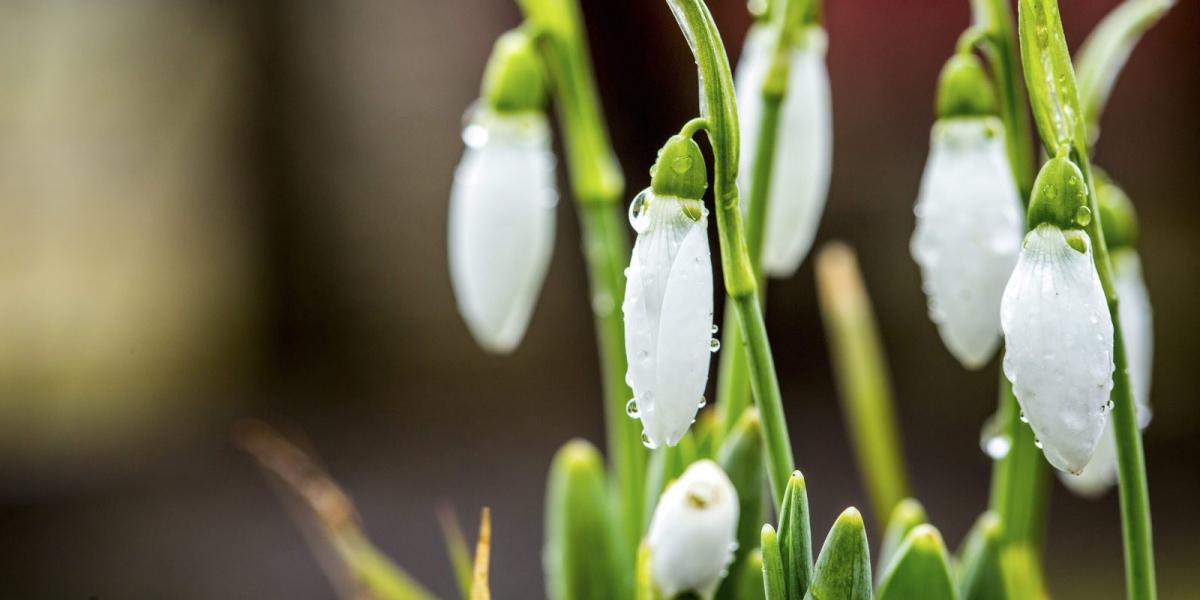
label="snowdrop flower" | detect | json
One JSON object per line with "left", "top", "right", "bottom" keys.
{"left": 449, "top": 31, "right": 556, "bottom": 354}
{"left": 623, "top": 134, "right": 714, "bottom": 449}
{"left": 735, "top": 23, "right": 832, "bottom": 277}
{"left": 911, "top": 54, "right": 1024, "bottom": 369}
{"left": 1060, "top": 177, "right": 1153, "bottom": 496}
{"left": 1001, "top": 156, "right": 1114, "bottom": 475}
{"left": 646, "top": 460, "right": 739, "bottom": 599}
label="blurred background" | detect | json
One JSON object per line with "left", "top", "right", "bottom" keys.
{"left": 0, "top": 0, "right": 1195, "bottom": 597}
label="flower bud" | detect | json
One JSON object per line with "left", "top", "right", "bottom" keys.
{"left": 735, "top": 24, "right": 833, "bottom": 277}
{"left": 481, "top": 30, "right": 546, "bottom": 114}
{"left": 623, "top": 146, "right": 714, "bottom": 447}
{"left": 910, "top": 117, "right": 1024, "bottom": 368}
{"left": 935, "top": 53, "right": 997, "bottom": 119}
{"left": 449, "top": 107, "right": 557, "bottom": 353}
{"left": 646, "top": 460, "right": 739, "bottom": 599}
{"left": 1000, "top": 221, "right": 1114, "bottom": 474}
{"left": 1027, "top": 155, "right": 1090, "bottom": 232}
{"left": 1095, "top": 172, "right": 1139, "bottom": 250}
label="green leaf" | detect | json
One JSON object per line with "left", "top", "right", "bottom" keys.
{"left": 437, "top": 508, "right": 474, "bottom": 600}
{"left": 804, "top": 508, "right": 872, "bottom": 600}
{"left": 1017, "top": 0, "right": 1088, "bottom": 156}
{"left": 1075, "top": 0, "right": 1172, "bottom": 137}
{"left": 544, "top": 439, "right": 629, "bottom": 600}
{"left": 956, "top": 512, "right": 1006, "bottom": 600}
{"left": 999, "top": 544, "right": 1049, "bottom": 600}
{"left": 636, "top": 542, "right": 667, "bottom": 600}
{"left": 761, "top": 525, "right": 788, "bottom": 600}
{"left": 643, "top": 439, "right": 693, "bottom": 531}
{"left": 877, "top": 498, "right": 928, "bottom": 579}
{"left": 739, "top": 549, "right": 768, "bottom": 600}
{"left": 875, "top": 524, "right": 957, "bottom": 600}
{"left": 716, "top": 409, "right": 767, "bottom": 600}
{"left": 777, "top": 472, "right": 813, "bottom": 600}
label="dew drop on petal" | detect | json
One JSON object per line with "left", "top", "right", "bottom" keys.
{"left": 626, "top": 398, "right": 640, "bottom": 418}
{"left": 1034, "top": 438, "right": 1044, "bottom": 449}
{"left": 1019, "top": 411, "right": 1029, "bottom": 423}
{"left": 709, "top": 338, "right": 721, "bottom": 352}
{"left": 641, "top": 431, "right": 657, "bottom": 449}
{"left": 628, "top": 188, "right": 652, "bottom": 233}
{"left": 697, "top": 397, "right": 707, "bottom": 409}
{"left": 462, "top": 123, "right": 489, "bottom": 148}
{"left": 711, "top": 324, "right": 719, "bottom": 334}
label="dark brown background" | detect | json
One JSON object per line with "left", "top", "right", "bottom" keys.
{"left": 0, "top": 1, "right": 1195, "bottom": 598}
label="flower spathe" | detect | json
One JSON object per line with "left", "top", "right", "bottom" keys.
{"left": 911, "top": 118, "right": 1025, "bottom": 369}
{"left": 646, "top": 460, "right": 739, "bottom": 599}
{"left": 623, "top": 189, "right": 713, "bottom": 449}
{"left": 735, "top": 24, "right": 833, "bottom": 277}
{"left": 1001, "top": 224, "right": 1115, "bottom": 474}
{"left": 1060, "top": 249, "right": 1153, "bottom": 495}
{"left": 449, "top": 107, "right": 557, "bottom": 354}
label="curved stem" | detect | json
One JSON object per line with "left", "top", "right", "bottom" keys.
{"left": 970, "top": 0, "right": 1036, "bottom": 195}
{"left": 1017, "top": 0, "right": 1156, "bottom": 596}
{"left": 517, "top": 0, "right": 644, "bottom": 557}
{"left": 667, "top": 0, "right": 794, "bottom": 506}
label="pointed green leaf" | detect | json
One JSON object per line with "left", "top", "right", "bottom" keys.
{"left": 877, "top": 498, "right": 927, "bottom": 579}
{"left": 876, "top": 524, "right": 956, "bottom": 600}
{"left": 1017, "top": 0, "right": 1088, "bottom": 155}
{"left": 437, "top": 508, "right": 474, "bottom": 600}
{"left": 956, "top": 512, "right": 1006, "bottom": 600}
{"left": 544, "top": 440, "right": 629, "bottom": 600}
{"left": 805, "top": 508, "right": 872, "bottom": 600}
{"left": 643, "top": 441, "right": 690, "bottom": 531}
{"left": 999, "top": 544, "right": 1049, "bottom": 600}
{"left": 1075, "top": 0, "right": 1172, "bottom": 135}
{"left": 762, "top": 525, "right": 788, "bottom": 600}
{"left": 716, "top": 409, "right": 767, "bottom": 600}
{"left": 739, "top": 549, "right": 768, "bottom": 600}
{"left": 777, "top": 471, "right": 813, "bottom": 600}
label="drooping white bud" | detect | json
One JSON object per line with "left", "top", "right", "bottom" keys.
{"left": 449, "top": 108, "right": 557, "bottom": 353}
{"left": 735, "top": 24, "right": 833, "bottom": 277}
{"left": 911, "top": 118, "right": 1024, "bottom": 369}
{"left": 623, "top": 189, "right": 714, "bottom": 449}
{"left": 1060, "top": 249, "right": 1153, "bottom": 496}
{"left": 646, "top": 460, "right": 739, "bottom": 599}
{"left": 1001, "top": 224, "right": 1115, "bottom": 474}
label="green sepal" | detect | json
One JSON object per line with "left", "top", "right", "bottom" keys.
{"left": 804, "top": 508, "right": 872, "bottom": 600}
{"left": 877, "top": 498, "right": 928, "bottom": 579}
{"left": 777, "top": 471, "right": 813, "bottom": 600}
{"left": 1027, "top": 155, "right": 1089, "bottom": 231}
{"left": 544, "top": 440, "right": 629, "bottom": 600}
{"left": 642, "top": 437, "right": 695, "bottom": 531}
{"left": 1094, "top": 169, "right": 1139, "bottom": 250}
{"left": 761, "top": 525, "right": 788, "bottom": 600}
{"left": 956, "top": 512, "right": 1006, "bottom": 600}
{"left": 936, "top": 53, "right": 996, "bottom": 119}
{"left": 482, "top": 30, "right": 547, "bottom": 114}
{"left": 715, "top": 409, "right": 767, "bottom": 600}
{"left": 875, "top": 524, "right": 957, "bottom": 600}
{"left": 650, "top": 134, "right": 709, "bottom": 202}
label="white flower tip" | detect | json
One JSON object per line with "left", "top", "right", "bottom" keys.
{"left": 647, "top": 459, "right": 739, "bottom": 598}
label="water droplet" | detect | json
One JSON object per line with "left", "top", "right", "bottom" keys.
{"left": 1075, "top": 205, "right": 1092, "bottom": 227}
{"left": 1034, "top": 438, "right": 1044, "bottom": 449}
{"left": 1019, "top": 411, "right": 1029, "bottom": 423}
{"left": 709, "top": 338, "right": 721, "bottom": 352}
{"left": 641, "top": 431, "right": 657, "bottom": 449}
{"left": 697, "top": 397, "right": 707, "bottom": 409}
{"left": 979, "top": 411, "right": 1011, "bottom": 459}
{"left": 462, "top": 123, "right": 489, "bottom": 148}
{"left": 1043, "top": 183, "right": 1059, "bottom": 200}
{"left": 628, "top": 189, "right": 652, "bottom": 233}
{"left": 671, "top": 155, "right": 693, "bottom": 174}
{"left": 623, "top": 267, "right": 631, "bottom": 278}
{"left": 626, "top": 398, "right": 640, "bottom": 418}
{"left": 711, "top": 323, "right": 719, "bottom": 334}
{"left": 1105, "top": 400, "right": 1115, "bottom": 412}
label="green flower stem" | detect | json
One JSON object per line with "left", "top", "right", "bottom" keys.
{"left": 969, "top": 0, "right": 1048, "bottom": 556}
{"left": 517, "top": 0, "right": 645, "bottom": 553}
{"left": 667, "top": 0, "right": 795, "bottom": 506}
{"left": 1017, "top": 0, "right": 1156, "bottom": 597}
{"left": 814, "top": 243, "right": 912, "bottom": 522}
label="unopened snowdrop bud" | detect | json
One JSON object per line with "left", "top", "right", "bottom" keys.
{"left": 1001, "top": 156, "right": 1114, "bottom": 475}
{"left": 646, "top": 460, "right": 739, "bottom": 599}
{"left": 1061, "top": 176, "right": 1153, "bottom": 497}
{"left": 735, "top": 24, "right": 833, "bottom": 277}
{"left": 911, "top": 55, "right": 1023, "bottom": 369}
{"left": 449, "top": 31, "right": 556, "bottom": 354}
{"left": 623, "top": 135, "right": 714, "bottom": 449}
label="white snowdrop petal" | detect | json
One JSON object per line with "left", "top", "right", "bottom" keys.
{"left": 623, "top": 193, "right": 713, "bottom": 448}
{"left": 449, "top": 112, "right": 557, "bottom": 353}
{"left": 736, "top": 26, "right": 833, "bottom": 278}
{"left": 650, "top": 222, "right": 714, "bottom": 446}
{"left": 1001, "top": 224, "right": 1114, "bottom": 474}
{"left": 911, "top": 118, "right": 1024, "bottom": 369}
{"left": 1060, "top": 250, "right": 1153, "bottom": 497}
{"left": 1114, "top": 250, "right": 1153, "bottom": 412}
{"left": 647, "top": 460, "right": 739, "bottom": 598}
